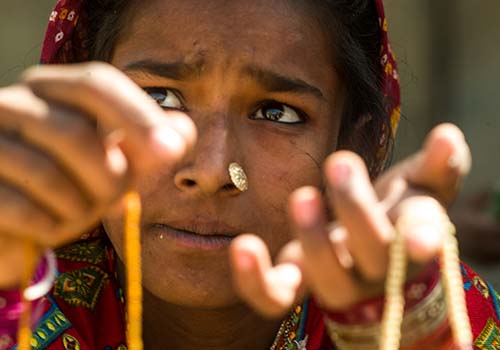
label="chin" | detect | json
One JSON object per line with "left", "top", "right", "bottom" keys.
{"left": 141, "top": 252, "right": 242, "bottom": 309}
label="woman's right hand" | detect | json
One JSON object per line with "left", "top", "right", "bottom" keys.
{"left": 0, "top": 62, "right": 196, "bottom": 288}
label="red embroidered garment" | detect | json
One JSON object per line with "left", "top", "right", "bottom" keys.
{"left": 5, "top": 0, "right": 498, "bottom": 349}
{"left": 18, "top": 234, "right": 500, "bottom": 350}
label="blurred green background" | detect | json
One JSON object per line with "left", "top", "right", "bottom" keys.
{"left": 1, "top": 1, "right": 500, "bottom": 281}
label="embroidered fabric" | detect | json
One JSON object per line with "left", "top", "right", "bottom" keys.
{"left": 0, "top": 250, "right": 57, "bottom": 350}
{"left": 2, "top": 1, "right": 499, "bottom": 349}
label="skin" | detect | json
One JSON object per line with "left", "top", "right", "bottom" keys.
{"left": 108, "top": 0, "right": 340, "bottom": 307}
{"left": 0, "top": 0, "right": 471, "bottom": 349}
{"left": 106, "top": 1, "right": 340, "bottom": 347}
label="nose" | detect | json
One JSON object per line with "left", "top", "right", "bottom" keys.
{"left": 173, "top": 120, "right": 242, "bottom": 197}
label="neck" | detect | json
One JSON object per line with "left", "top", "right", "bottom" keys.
{"left": 142, "top": 288, "right": 283, "bottom": 350}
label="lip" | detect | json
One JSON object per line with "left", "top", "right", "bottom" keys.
{"left": 148, "top": 222, "right": 239, "bottom": 251}
{"left": 163, "top": 220, "right": 240, "bottom": 236}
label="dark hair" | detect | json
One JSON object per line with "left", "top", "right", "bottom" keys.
{"left": 322, "top": 0, "right": 391, "bottom": 178}
{"left": 87, "top": 0, "right": 391, "bottom": 178}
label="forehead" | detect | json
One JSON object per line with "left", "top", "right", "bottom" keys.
{"left": 113, "top": 0, "right": 337, "bottom": 91}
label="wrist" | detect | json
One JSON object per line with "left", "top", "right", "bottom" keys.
{"left": 324, "top": 260, "right": 440, "bottom": 325}
{"left": 0, "top": 250, "right": 57, "bottom": 346}
{"left": 0, "top": 237, "right": 44, "bottom": 290}
{"left": 321, "top": 260, "right": 453, "bottom": 350}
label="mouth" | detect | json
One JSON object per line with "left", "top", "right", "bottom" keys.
{"left": 148, "top": 222, "right": 239, "bottom": 251}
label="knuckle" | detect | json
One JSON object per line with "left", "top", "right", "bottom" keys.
{"left": 70, "top": 62, "right": 114, "bottom": 95}
{"left": 83, "top": 61, "right": 116, "bottom": 79}
{"left": 0, "top": 86, "right": 44, "bottom": 117}
{"left": 81, "top": 62, "right": 124, "bottom": 91}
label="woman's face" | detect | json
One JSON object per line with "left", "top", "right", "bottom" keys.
{"left": 105, "top": 0, "right": 343, "bottom": 308}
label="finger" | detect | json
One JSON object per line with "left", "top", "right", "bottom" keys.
{"left": 0, "top": 182, "right": 57, "bottom": 241}
{"left": 275, "top": 240, "right": 308, "bottom": 301}
{"left": 328, "top": 224, "right": 355, "bottom": 270}
{"left": 275, "top": 239, "right": 304, "bottom": 269}
{"left": 324, "top": 152, "right": 393, "bottom": 280}
{"left": 395, "top": 195, "right": 447, "bottom": 263}
{"left": 0, "top": 86, "right": 127, "bottom": 203}
{"left": 0, "top": 133, "right": 89, "bottom": 220}
{"left": 378, "top": 123, "right": 470, "bottom": 207}
{"left": 22, "top": 63, "right": 197, "bottom": 173}
{"left": 289, "top": 187, "right": 359, "bottom": 309}
{"left": 229, "top": 234, "right": 302, "bottom": 317}
{"left": 409, "top": 124, "right": 470, "bottom": 204}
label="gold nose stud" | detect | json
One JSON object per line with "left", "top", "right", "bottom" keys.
{"left": 228, "top": 162, "right": 249, "bottom": 192}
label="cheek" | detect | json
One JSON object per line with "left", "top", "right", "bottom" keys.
{"left": 135, "top": 166, "right": 173, "bottom": 199}
{"left": 245, "top": 127, "right": 332, "bottom": 194}
{"left": 242, "top": 129, "right": 332, "bottom": 255}
{"left": 102, "top": 216, "right": 125, "bottom": 264}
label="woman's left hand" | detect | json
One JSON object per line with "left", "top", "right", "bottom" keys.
{"left": 230, "top": 123, "right": 471, "bottom": 316}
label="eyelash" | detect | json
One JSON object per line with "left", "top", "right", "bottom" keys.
{"left": 143, "top": 87, "right": 187, "bottom": 112}
{"left": 250, "top": 100, "right": 307, "bottom": 124}
{"left": 144, "top": 87, "right": 308, "bottom": 124}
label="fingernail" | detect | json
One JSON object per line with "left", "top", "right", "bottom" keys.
{"left": 292, "top": 187, "right": 320, "bottom": 228}
{"left": 237, "top": 252, "right": 254, "bottom": 271}
{"left": 448, "top": 144, "right": 471, "bottom": 174}
{"left": 152, "top": 127, "right": 186, "bottom": 157}
{"left": 413, "top": 225, "right": 441, "bottom": 246}
{"left": 329, "top": 163, "right": 352, "bottom": 188}
{"left": 407, "top": 224, "right": 443, "bottom": 261}
{"left": 106, "top": 145, "right": 127, "bottom": 175}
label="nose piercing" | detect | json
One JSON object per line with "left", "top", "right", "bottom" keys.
{"left": 228, "top": 162, "right": 249, "bottom": 192}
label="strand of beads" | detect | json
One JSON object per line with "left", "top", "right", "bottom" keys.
{"left": 379, "top": 228, "right": 406, "bottom": 350}
{"left": 125, "top": 191, "right": 143, "bottom": 350}
{"left": 17, "top": 241, "right": 37, "bottom": 350}
{"left": 441, "top": 223, "right": 473, "bottom": 350}
{"left": 380, "top": 219, "right": 473, "bottom": 350}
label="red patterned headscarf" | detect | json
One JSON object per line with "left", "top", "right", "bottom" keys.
{"left": 40, "top": 0, "right": 401, "bottom": 167}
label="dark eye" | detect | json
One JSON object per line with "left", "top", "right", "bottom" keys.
{"left": 144, "top": 87, "right": 184, "bottom": 110}
{"left": 252, "top": 102, "right": 303, "bottom": 124}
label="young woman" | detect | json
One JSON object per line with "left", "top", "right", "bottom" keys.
{"left": 0, "top": 0, "right": 496, "bottom": 349}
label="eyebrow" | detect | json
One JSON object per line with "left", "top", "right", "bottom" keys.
{"left": 123, "top": 59, "right": 205, "bottom": 80}
{"left": 243, "top": 66, "right": 326, "bottom": 100}
{"left": 123, "top": 59, "right": 325, "bottom": 100}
